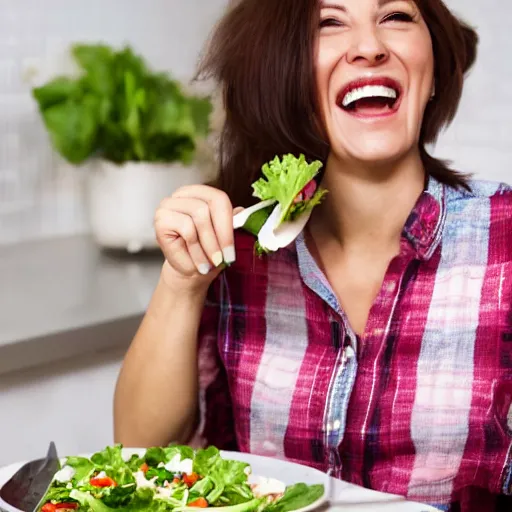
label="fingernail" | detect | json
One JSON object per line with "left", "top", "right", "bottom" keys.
{"left": 212, "top": 251, "right": 224, "bottom": 267}
{"left": 223, "top": 245, "right": 236, "bottom": 265}
{"left": 198, "top": 263, "right": 211, "bottom": 276}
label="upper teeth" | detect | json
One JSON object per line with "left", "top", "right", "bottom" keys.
{"left": 342, "top": 85, "right": 397, "bottom": 107}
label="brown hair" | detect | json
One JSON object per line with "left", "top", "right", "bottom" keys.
{"left": 198, "top": 0, "right": 479, "bottom": 207}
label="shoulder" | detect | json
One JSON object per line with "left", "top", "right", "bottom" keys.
{"left": 446, "top": 179, "right": 512, "bottom": 204}
{"left": 442, "top": 179, "right": 512, "bottom": 260}
{"left": 445, "top": 179, "right": 512, "bottom": 222}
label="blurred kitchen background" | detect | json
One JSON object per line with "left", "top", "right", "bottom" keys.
{"left": 0, "top": 0, "right": 510, "bottom": 467}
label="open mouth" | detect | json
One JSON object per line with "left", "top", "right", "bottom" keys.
{"left": 336, "top": 77, "right": 402, "bottom": 117}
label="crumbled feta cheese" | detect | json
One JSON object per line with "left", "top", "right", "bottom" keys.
{"left": 157, "top": 487, "right": 172, "bottom": 498}
{"left": 164, "top": 454, "right": 181, "bottom": 473}
{"left": 134, "top": 470, "right": 157, "bottom": 489}
{"left": 178, "top": 458, "right": 193, "bottom": 475}
{"left": 251, "top": 477, "right": 286, "bottom": 498}
{"left": 54, "top": 466, "right": 75, "bottom": 483}
{"left": 164, "top": 455, "right": 193, "bottom": 475}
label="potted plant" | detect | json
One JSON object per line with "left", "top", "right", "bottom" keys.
{"left": 32, "top": 43, "right": 213, "bottom": 252}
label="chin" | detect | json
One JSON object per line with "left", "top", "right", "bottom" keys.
{"left": 332, "top": 136, "right": 412, "bottom": 168}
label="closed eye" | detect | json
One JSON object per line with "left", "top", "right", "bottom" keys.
{"left": 382, "top": 12, "right": 414, "bottom": 23}
{"left": 319, "top": 18, "right": 344, "bottom": 29}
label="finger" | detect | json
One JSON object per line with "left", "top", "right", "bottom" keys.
{"left": 161, "top": 198, "right": 224, "bottom": 268}
{"left": 154, "top": 210, "right": 212, "bottom": 276}
{"left": 173, "top": 186, "right": 235, "bottom": 264}
{"left": 163, "top": 237, "right": 198, "bottom": 277}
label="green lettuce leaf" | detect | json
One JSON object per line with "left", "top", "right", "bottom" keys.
{"left": 70, "top": 488, "right": 165, "bottom": 512}
{"left": 65, "top": 456, "right": 95, "bottom": 483}
{"left": 126, "top": 453, "right": 145, "bottom": 472}
{"left": 69, "top": 490, "right": 113, "bottom": 512}
{"left": 164, "top": 445, "right": 195, "bottom": 463}
{"left": 206, "top": 459, "right": 251, "bottom": 505}
{"left": 193, "top": 446, "right": 221, "bottom": 476}
{"left": 145, "top": 466, "right": 175, "bottom": 486}
{"left": 90, "top": 444, "right": 124, "bottom": 467}
{"left": 40, "top": 485, "right": 75, "bottom": 503}
{"left": 263, "top": 484, "right": 325, "bottom": 512}
{"left": 252, "top": 154, "right": 324, "bottom": 224}
{"left": 144, "top": 447, "right": 168, "bottom": 467}
{"left": 189, "top": 476, "right": 214, "bottom": 497}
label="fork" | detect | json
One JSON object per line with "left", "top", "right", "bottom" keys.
{"left": 0, "top": 442, "right": 59, "bottom": 512}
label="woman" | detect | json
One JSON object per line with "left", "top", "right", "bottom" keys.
{"left": 114, "top": 0, "right": 512, "bottom": 510}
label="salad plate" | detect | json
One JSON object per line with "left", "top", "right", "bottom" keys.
{"left": 0, "top": 446, "right": 440, "bottom": 512}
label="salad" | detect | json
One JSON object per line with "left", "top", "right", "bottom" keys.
{"left": 39, "top": 445, "right": 325, "bottom": 512}
{"left": 233, "top": 154, "right": 327, "bottom": 254}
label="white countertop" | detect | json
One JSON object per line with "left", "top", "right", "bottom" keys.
{"left": 0, "top": 235, "right": 163, "bottom": 375}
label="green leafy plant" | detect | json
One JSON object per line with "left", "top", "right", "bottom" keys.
{"left": 32, "top": 43, "right": 212, "bottom": 166}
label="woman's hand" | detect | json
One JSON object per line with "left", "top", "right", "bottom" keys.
{"left": 154, "top": 185, "right": 240, "bottom": 294}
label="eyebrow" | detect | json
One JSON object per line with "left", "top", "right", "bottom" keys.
{"left": 320, "top": 0, "right": 411, "bottom": 11}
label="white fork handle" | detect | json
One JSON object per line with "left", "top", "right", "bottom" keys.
{"left": 232, "top": 199, "right": 276, "bottom": 229}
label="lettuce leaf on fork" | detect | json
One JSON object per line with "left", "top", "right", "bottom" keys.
{"left": 234, "top": 154, "right": 327, "bottom": 254}
{"left": 252, "top": 154, "right": 325, "bottom": 225}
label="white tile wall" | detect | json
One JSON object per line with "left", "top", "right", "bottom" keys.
{"left": 0, "top": 0, "right": 509, "bottom": 244}
{"left": 433, "top": 0, "right": 512, "bottom": 185}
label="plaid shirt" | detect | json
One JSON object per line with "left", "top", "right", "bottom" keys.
{"left": 194, "top": 177, "right": 512, "bottom": 511}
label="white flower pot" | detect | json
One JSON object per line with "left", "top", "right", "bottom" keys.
{"left": 86, "top": 160, "right": 207, "bottom": 253}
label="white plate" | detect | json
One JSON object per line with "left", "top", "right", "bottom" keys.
{"left": 0, "top": 449, "right": 439, "bottom": 512}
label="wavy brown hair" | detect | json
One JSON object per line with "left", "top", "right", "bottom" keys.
{"left": 198, "top": 0, "right": 478, "bottom": 207}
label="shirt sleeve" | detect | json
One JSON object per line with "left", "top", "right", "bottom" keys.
{"left": 188, "top": 277, "right": 238, "bottom": 451}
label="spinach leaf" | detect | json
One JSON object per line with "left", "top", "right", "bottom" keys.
{"left": 264, "top": 484, "right": 325, "bottom": 512}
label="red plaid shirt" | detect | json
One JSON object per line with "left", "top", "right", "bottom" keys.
{"left": 193, "top": 178, "right": 512, "bottom": 511}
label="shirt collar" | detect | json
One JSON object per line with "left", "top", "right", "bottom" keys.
{"left": 401, "top": 175, "right": 446, "bottom": 260}
{"left": 295, "top": 174, "right": 446, "bottom": 270}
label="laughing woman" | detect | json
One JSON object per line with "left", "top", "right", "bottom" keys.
{"left": 114, "top": 0, "right": 512, "bottom": 510}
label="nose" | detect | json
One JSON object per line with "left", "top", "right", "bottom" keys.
{"left": 346, "top": 26, "right": 389, "bottom": 66}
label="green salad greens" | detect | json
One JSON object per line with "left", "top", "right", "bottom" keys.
{"left": 252, "top": 154, "right": 326, "bottom": 226}
{"left": 234, "top": 154, "right": 327, "bottom": 254}
{"left": 39, "top": 445, "right": 324, "bottom": 512}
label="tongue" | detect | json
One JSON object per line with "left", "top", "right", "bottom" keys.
{"left": 351, "top": 96, "right": 392, "bottom": 114}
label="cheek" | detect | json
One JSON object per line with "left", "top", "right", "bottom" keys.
{"left": 315, "top": 38, "right": 345, "bottom": 104}
{"left": 405, "top": 31, "right": 435, "bottom": 93}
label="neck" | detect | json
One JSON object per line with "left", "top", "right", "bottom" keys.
{"left": 311, "top": 150, "right": 426, "bottom": 253}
